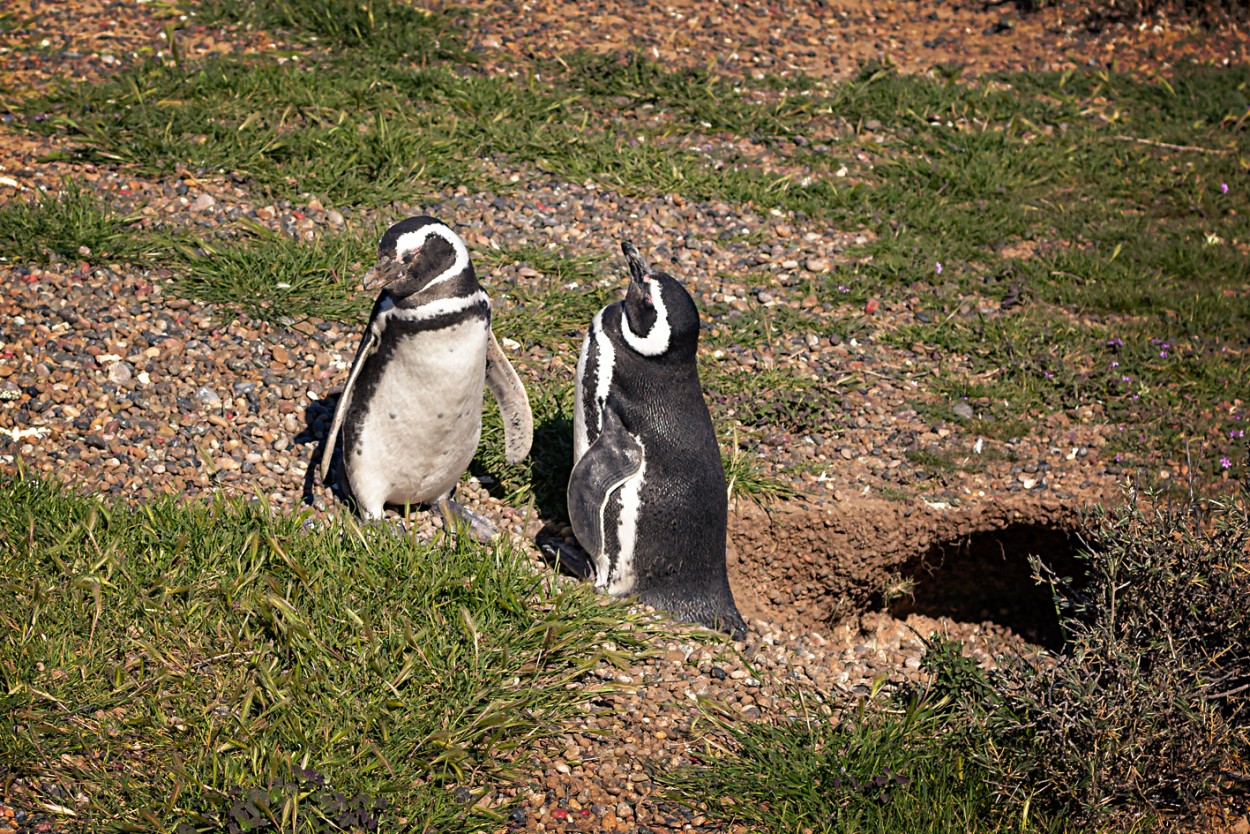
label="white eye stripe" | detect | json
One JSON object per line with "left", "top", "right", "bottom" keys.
{"left": 391, "top": 224, "right": 471, "bottom": 290}
{"left": 621, "top": 280, "right": 671, "bottom": 356}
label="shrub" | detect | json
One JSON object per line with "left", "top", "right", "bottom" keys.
{"left": 927, "top": 487, "right": 1250, "bottom": 826}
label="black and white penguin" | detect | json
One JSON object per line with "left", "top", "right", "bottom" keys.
{"left": 565, "top": 241, "right": 745, "bottom": 638}
{"left": 320, "top": 216, "right": 532, "bottom": 539}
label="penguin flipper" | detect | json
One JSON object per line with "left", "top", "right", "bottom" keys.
{"left": 485, "top": 328, "right": 533, "bottom": 464}
{"left": 566, "top": 409, "right": 642, "bottom": 561}
{"left": 319, "top": 321, "right": 382, "bottom": 484}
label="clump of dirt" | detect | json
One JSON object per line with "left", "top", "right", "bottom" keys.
{"left": 728, "top": 495, "right": 1089, "bottom": 648}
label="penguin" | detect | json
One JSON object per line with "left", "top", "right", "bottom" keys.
{"left": 564, "top": 241, "right": 746, "bottom": 639}
{"left": 320, "top": 216, "right": 533, "bottom": 539}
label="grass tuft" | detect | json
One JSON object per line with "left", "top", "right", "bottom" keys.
{"left": 661, "top": 682, "right": 1054, "bottom": 834}
{"left": 0, "top": 181, "right": 154, "bottom": 265}
{"left": 172, "top": 222, "right": 377, "bottom": 323}
{"left": 197, "top": 0, "right": 469, "bottom": 62}
{"left": 722, "top": 429, "right": 800, "bottom": 506}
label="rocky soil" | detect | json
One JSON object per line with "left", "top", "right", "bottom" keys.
{"left": 2, "top": 0, "right": 1245, "bottom": 831}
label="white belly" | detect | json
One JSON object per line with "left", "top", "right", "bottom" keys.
{"left": 350, "top": 320, "right": 488, "bottom": 512}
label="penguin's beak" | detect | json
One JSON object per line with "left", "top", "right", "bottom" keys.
{"left": 361, "top": 265, "right": 383, "bottom": 291}
{"left": 361, "top": 260, "right": 403, "bottom": 292}
{"left": 622, "top": 241, "right": 651, "bottom": 285}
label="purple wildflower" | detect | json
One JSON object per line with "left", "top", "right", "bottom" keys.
{"left": 1220, "top": 456, "right": 1232, "bottom": 469}
{"left": 935, "top": 261, "right": 943, "bottom": 275}
{"left": 1221, "top": 182, "right": 1229, "bottom": 194}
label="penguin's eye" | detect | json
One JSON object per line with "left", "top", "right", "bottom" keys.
{"left": 402, "top": 252, "right": 415, "bottom": 264}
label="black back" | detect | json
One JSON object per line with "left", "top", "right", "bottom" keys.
{"left": 586, "top": 255, "right": 744, "bottom": 637}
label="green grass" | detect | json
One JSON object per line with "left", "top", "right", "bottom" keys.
{"left": 197, "top": 0, "right": 469, "bottom": 62}
{"left": 702, "top": 301, "right": 855, "bottom": 353}
{"left": 33, "top": 58, "right": 478, "bottom": 207}
{"left": 172, "top": 221, "right": 377, "bottom": 323}
{"left": 885, "top": 302, "right": 1250, "bottom": 469}
{"left": 0, "top": 181, "right": 157, "bottom": 265}
{"left": 550, "top": 50, "right": 823, "bottom": 139}
{"left": 661, "top": 682, "right": 1062, "bottom": 834}
{"left": 0, "top": 473, "right": 649, "bottom": 831}
{"left": 23, "top": 26, "right": 1250, "bottom": 332}
{"left": 704, "top": 368, "right": 836, "bottom": 436}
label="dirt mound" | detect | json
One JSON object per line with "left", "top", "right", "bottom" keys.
{"left": 728, "top": 495, "right": 1090, "bottom": 647}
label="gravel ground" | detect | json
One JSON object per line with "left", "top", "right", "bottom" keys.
{"left": 2, "top": 1, "right": 1245, "bottom": 832}
{"left": 457, "top": 0, "right": 1247, "bottom": 82}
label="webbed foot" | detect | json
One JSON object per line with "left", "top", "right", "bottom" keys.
{"left": 536, "top": 533, "right": 597, "bottom": 581}
{"left": 436, "top": 495, "right": 500, "bottom": 544}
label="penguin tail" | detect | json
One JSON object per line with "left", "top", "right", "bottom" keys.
{"left": 639, "top": 588, "right": 747, "bottom": 641}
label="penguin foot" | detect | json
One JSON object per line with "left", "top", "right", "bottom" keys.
{"left": 359, "top": 513, "right": 421, "bottom": 542}
{"left": 536, "top": 534, "right": 596, "bottom": 582}
{"left": 436, "top": 497, "right": 499, "bottom": 544}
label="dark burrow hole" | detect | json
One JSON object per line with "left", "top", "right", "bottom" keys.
{"left": 884, "top": 522, "right": 1088, "bottom": 651}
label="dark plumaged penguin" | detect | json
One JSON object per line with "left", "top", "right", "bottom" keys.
{"left": 565, "top": 241, "right": 745, "bottom": 638}
{"left": 320, "top": 216, "right": 532, "bottom": 539}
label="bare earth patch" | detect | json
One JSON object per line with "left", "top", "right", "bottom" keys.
{"left": 456, "top": 0, "right": 1248, "bottom": 80}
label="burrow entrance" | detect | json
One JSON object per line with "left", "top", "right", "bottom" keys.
{"left": 726, "top": 497, "right": 1089, "bottom": 650}
{"left": 884, "top": 523, "right": 1086, "bottom": 650}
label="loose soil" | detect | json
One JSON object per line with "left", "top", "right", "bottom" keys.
{"left": 727, "top": 495, "right": 1087, "bottom": 648}
{"left": 2, "top": 0, "right": 1245, "bottom": 832}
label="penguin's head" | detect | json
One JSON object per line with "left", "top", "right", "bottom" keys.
{"left": 363, "top": 216, "right": 472, "bottom": 298}
{"left": 619, "top": 241, "right": 700, "bottom": 360}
